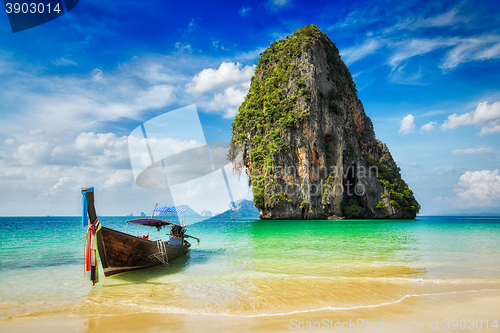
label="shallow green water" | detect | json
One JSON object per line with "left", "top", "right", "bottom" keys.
{"left": 1, "top": 216, "right": 499, "bottom": 318}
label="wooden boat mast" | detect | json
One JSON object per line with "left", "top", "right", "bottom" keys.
{"left": 81, "top": 186, "right": 109, "bottom": 274}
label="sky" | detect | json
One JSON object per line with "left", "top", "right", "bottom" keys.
{"left": 0, "top": 0, "right": 499, "bottom": 216}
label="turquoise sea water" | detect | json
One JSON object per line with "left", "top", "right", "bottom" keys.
{"left": 1, "top": 216, "right": 499, "bottom": 319}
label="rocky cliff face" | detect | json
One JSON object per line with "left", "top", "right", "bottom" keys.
{"left": 229, "top": 25, "right": 420, "bottom": 220}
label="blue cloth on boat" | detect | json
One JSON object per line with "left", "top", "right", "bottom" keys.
{"left": 81, "top": 187, "right": 94, "bottom": 227}
{"left": 153, "top": 206, "right": 187, "bottom": 213}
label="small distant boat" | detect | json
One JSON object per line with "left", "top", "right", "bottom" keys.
{"left": 81, "top": 187, "right": 199, "bottom": 282}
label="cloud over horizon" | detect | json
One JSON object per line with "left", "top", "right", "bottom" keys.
{"left": 434, "top": 169, "right": 500, "bottom": 210}
{"left": 453, "top": 169, "right": 500, "bottom": 207}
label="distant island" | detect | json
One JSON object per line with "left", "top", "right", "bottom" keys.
{"left": 229, "top": 25, "right": 419, "bottom": 220}
{"left": 215, "top": 199, "right": 260, "bottom": 218}
{"left": 126, "top": 201, "right": 259, "bottom": 220}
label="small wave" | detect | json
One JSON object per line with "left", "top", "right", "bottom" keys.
{"left": 80, "top": 288, "right": 499, "bottom": 318}
{"left": 384, "top": 277, "right": 499, "bottom": 284}
{"left": 236, "top": 289, "right": 498, "bottom": 318}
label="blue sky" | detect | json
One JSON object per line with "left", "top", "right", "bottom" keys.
{"left": 0, "top": 0, "right": 499, "bottom": 216}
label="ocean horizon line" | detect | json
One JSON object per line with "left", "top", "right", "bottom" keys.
{"left": 1, "top": 215, "right": 499, "bottom": 218}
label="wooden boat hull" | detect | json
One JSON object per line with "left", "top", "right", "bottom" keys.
{"left": 97, "top": 226, "right": 190, "bottom": 277}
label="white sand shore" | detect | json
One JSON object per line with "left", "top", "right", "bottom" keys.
{"left": 2, "top": 289, "right": 499, "bottom": 333}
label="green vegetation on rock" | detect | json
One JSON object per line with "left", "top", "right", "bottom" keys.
{"left": 343, "top": 197, "right": 365, "bottom": 218}
{"left": 231, "top": 25, "right": 357, "bottom": 209}
{"left": 363, "top": 154, "right": 420, "bottom": 215}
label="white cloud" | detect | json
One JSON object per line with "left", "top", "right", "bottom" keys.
{"left": 174, "top": 42, "right": 193, "bottom": 53}
{"left": 50, "top": 132, "right": 130, "bottom": 168}
{"left": 13, "top": 142, "right": 51, "bottom": 165}
{"left": 478, "top": 43, "right": 500, "bottom": 59}
{"left": 420, "top": 121, "right": 437, "bottom": 132}
{"left": 6, "top": 132, "right": 130, "bottom": 170}
{"left": 341, "top": 39, "right": 382, "bottom": 65}
{"left": 0, "top": 56, "right": 178, "bottom": 143}
{"left": 128, "top": 134, "right": 203, "bottom": 181}
{"left": 454, "top": 170, "right": 500, "bottom": 207}
{"left": 333, "top": 8, "right": 470, "bottom": 69}
{"left": 238, "top": 6, "right": 252, "bottom": 17}
{"left": 169, "top": 170, "right": 232, "bottom": 215}
{"left": 207, "top": 85, "right": 249, "bottom": 118}
{"left": 412, "top": 8, "right": 463, "bottom": 29}
{"left": 185, "top": 62, "right": 254, "bottom": 118}
{"left": 266, "top": 0, "right": 290, "bottom": 12}
{"left": 388, "top": 37, "right": 455, "bottom": 69}
{"left": 53, "top": 57, "right": 77, "bottom": 67}
{"left": 327, "top": 7, "right": 382, "bottom": 31}
{"left": 0, "top": 52, "right": 254, "bottom": 214}
{"left": 452, "top": 145, "right": 493, "bottom": 155}
{"left": 386, "top": 34, "right": 500, "bottom": 73}
{"left": 185, "top": 62, "right": 255, "bottom": 94}
{"left": 74, "top": 132, "right": 124, "bottom": 154}
{"left": 383, "top": 7, "right": 500, "bottom": 69}
{"left": 186, "top": 18, "right": 197, "bottom": 34}
{"left": 388, "top": 8, "right": 465, "bottom": 32}
{"left": 91, "top": 68, "right": 103, "bottom": 81}
{"left": 420, "top": 110, "right": 448, "bottom": 117}
{"left": 0, "top": 53, "right": 251, "bottom": 215}
{"left": 441, "top": 35, "right": 500, "bottom": 69}
{"left": 120, "top": 60, "right": 178, "bottom": 84}
{"left": 133, "top": 85, "right": 173, "bottom": 110}
{"left": 30, "top": 83, "right": 173, "bottom": 134}
{"left": 104, "top": 169, "right": 133, "bottom": 188}
{"left": 223, "top": 108, "right": 238, "bottom": 119}
{"left": 435, "top": 169, "right": 500, "bottom": 209}
{"left": 336, "top": 5, "right": 500, "bottom": 80}
{"left": 399, "top": 114, "right": 415, "bottom": 134}
{"left": 441, "top": 101, "right": 500, "bottom": 135}
{"left": 45, "top": 176, "right": 73, "bottom": 197}
{"left": 30, "top": 128, "right": 45, "bottom": 136}
{"left": 0, "top": 131, "right": 140, "bottom": 214}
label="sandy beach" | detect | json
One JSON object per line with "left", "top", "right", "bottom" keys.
{"left": 3, "top": 289, "right": 499, "bottom": 333}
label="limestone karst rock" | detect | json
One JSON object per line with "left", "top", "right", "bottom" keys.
{"left": 229, "top": 25, "right": 420, "bottom": 219}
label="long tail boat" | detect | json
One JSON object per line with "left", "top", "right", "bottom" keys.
{"left": 81, "top": 187, "right": 199, "bottom": 281}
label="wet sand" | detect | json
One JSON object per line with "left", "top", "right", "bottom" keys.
{"left": 3, "top": 289, "right": 499, "bottom": 333}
